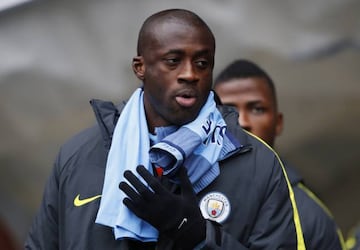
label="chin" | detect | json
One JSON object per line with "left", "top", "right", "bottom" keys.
{"left": 170, "top": 106, "right": 201, "bottom": 126}
{"left": 171, "top": 115, "right": 194, "bottom": 126}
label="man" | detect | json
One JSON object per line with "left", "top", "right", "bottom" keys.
{"left": 25, "top": 10, "right": 305, "bottom": 249}
{"left": 214, "top": 59, "right": 346, "bottom": 250}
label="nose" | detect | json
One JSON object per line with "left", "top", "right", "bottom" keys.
{"left": 238, "top": 112, "right": 251, "bottom": 132}
{"left": 178, "top": 61, "right": 198, "bottom": 84}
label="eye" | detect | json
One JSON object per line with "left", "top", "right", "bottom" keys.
{"left": 195, "top": 59, "right": 209, "bottom": 69}
{"left": 163, "top": 57, "right": 180, "bottom": 66}
{"left": 195, "top": 60, "right": 209, "bottom": 68}
{"left": 251, "top": 106, "right": 266, "bottom": 114}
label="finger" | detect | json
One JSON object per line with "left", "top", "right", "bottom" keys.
{"left": 178, "top": 166, "right": 195, "bottom": 195}
{"left": 119, "top": 181, "right": 142, "bottom": 203}
{"left": 123, "top": 169, "right": 154, "bottom": 199}
{"left": 136, "top": 165, "right": 166, "bottom": 194}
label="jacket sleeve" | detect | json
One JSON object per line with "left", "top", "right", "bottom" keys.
{"left": 295, "top": 183, "right": 346, "bottom": 250}
{"left": 24, "top": 152, "right": 61, "bottom": 249}
{"left": 201, "top": 152, "right": 306, "bottom": 249}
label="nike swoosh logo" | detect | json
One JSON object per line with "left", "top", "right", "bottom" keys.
{"left": 178, "top": 218, "right": 188, "bottom": 229}
{"left": 74, "top": 194, "right": 101, "bottom": 207}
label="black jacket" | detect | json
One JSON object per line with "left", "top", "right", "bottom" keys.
{"left": 285, "top": 166, "right": 345, "bottom": 250}
{"left": 25, "top": 100, "right": 305, "bottom": 249}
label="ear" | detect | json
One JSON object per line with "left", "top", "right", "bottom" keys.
{"left": 132, "top": 56, "right": 145, "bottom": 80}
{"left": 275, "top": 112, "right": 284, "bottom": 136}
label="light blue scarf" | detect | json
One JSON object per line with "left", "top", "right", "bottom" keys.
{"left": 95, "top": 88, "right": 238, "bottom": 241}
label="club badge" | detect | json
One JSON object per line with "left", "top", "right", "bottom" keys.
{"left": 199, "top": 192, "right": 230, "bottom": 223}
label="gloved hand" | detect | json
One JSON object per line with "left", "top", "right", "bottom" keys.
{"left": 119, "top": 165, "right": 206, "bottom": 250}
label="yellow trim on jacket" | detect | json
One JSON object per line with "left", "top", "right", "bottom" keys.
{"left": 297, "top": 183, "right": 347, "bottom": 250}
{"left": 244, "top": 130, "right": 306, "bottom": 250}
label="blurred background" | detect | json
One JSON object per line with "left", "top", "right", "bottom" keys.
{"left": 0, "top": 0, "right": 359, "bottom": 247}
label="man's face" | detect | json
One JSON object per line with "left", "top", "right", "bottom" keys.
{"left": 215, "top": 77, "right": 283, "bottom": 147}
{"left": 133, "top": 21, "right": 215, "bottom": 132}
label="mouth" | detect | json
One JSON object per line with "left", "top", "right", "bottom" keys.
{"left": 175, "top": 90, "right": 197, "bottom": 108}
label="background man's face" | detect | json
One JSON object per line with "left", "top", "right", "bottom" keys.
{"left": 215, "top": 77, "right": 283, "bottom": 146}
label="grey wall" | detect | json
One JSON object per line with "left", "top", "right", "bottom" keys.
{"left": 1, "top": 0, "right": 359, "bottom": 246}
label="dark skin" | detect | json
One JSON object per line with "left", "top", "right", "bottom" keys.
{"left": 132, "top": 19, "right": 215, "bottom": 133}
{"left": 215, "top": 76, "right": 283, "bottom": 147}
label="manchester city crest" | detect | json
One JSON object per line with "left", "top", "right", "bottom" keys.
{"left": 199, "top": 192, "right": 230, "bottom": 223}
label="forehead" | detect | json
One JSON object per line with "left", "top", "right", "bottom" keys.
{"left": 216, "top": 77, "right": 274, "bottom": 102}
{"left": 145, "top": 20, "right": 215, "bottom": 54}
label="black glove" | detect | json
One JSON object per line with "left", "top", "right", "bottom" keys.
{"left": 119, "top": 165, "right": 206, "bottom": 249}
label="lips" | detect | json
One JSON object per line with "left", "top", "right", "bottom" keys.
{"left": 175, "top": 90, "right": 197, "bottom": 108}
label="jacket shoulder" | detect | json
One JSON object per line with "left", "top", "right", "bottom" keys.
{"left": 56, "top": 99, "right": 125, "bottom": 172}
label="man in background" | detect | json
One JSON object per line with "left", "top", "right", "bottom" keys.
{"left": 214, "top": 59, "right": 346, "bottom": 250}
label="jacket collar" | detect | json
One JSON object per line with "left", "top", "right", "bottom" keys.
{"left": 216, "top": 105, "right": 253, "bottom": 157}
{"left": 90, "top": 99, "right": 123, "bottom": 150}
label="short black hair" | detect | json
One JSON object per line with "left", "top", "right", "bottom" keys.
{"left": 214, "top": 59, "right": 277, "bottom": 105}
{"left": 137, "top": 9, "right": 215, "bottom": 56}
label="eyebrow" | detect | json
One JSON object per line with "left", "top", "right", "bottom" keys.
{"left": 246, "top": 100, "right": 265, "bottom": 106}
{"left": 164, "top": 49, "right": 182, "bottom": 54}
{"left": 163, "top": 48, "right": 213, "bottom": 57}
{"left": 193, "top": 49, "right": 213, "bottom": 58}
{"left": 222, "top": 100, "right": 265, "bottom": 107}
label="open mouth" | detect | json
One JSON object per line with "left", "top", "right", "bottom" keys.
{"left": 175, "top": 92, "right": 197, "bottom": 108}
